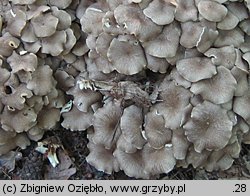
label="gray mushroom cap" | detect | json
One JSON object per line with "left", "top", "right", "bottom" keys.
{"left": 144, "top": 108, "right": 172, "bottom": 149}
{"left": 0, "top": 67, "right": 11, "bottom": 85}
{"left": 92, "top": 101, "right": 122, "bottom": 149}
{"left": 234, "top": 49, "right": 249, "bottom": 73}
{"left": 27, "top": 65, "right": 54, "bottom": 96}
{"left": 21, "top": 23, "right": 38, "bottom": 43}
{"left": 120, "top": 105, "right": 146, "bottom": 149}
{"left": 242, "top": 52, "right": 250, "bottom": 70}
{"left": 155, "top": 79, "right": 192, "bottom": 129}
{"left": 113, "top": 148, "right": 149, "bottom": 179}
{"left": 102, "top": 10, "right": 124, "bottom": 35}
{"left": 176, "top": 57, "right": 217, "bottom": 82}
{"left": 80, "top": 6, "right": 105, "bottom": 36}
{"left": 1, "top": 84, "right": 33, "bottom": 110}
{"left": 129, "top": 0, "right": 142, "bottom": 3}
{"left": 31, "top": 13, "right": 59, "bottom": 38}
{"left": 186, "top": 147, "right": 210, "bottom": 168}
{"left": 204, "top": 139, "right": 240, "bottom": 172}
{"left": 114, "top": 4, "right": 162, "bottom": 42}
{"left": 3, "top": 73, "right": 20, "bottom": 91}
{"left": 48, "top": 0, "right": 72, "bottom": 9}
{"left": 96, "top": 32, "right": 113, "bottom": 58}
{"left": 85, "top": 57, "right": 116, "bottom": 81}
{"left": 0, "top": 32, "right": 20, "bottom": 57}
{"left": 240, "top": 19, "right": 250, "bottom": 37}
{"left": 86, "top": 35, "right": 97, "bottom": 50}
{"left": 5, "top": 9, "right": 27, "bottom": 37}
{"left": 7, "top": 51, "right": 38, "bottom": 73}
{"left": 51, "top": 6, "right": 72, "bottom": 31}
{"left": 142, "top": 22, "right": 181, "bottom": 58}
{"left": 196, "top": 27, "right": 219, "bottom": 53}
{"left": 204, "top": 45, "right": 236, "bottom": 69}
{"left": 67, "top": 84, "right": 102, "bottom": 113}
{"left": 106, "top": 0, "right": 124, "bottom": 10}
{"left": 72, "top": 40, "right": 89, "bottom": 57}
{"left": 184, "top": 101, "right": 233, "bottom": 153}
{"left": 10, "top": 0, "right": 36, "bottom": 4}
{"left": 23, "top": 41, "right": 41, "bottom": 54}
{"left": 190, "top": 66, "right": 237, "bottom": 104}
{"left": 107, "top": 37, "right": 146, "bottom": 75}
{"left": 14, "top": 133, "right": 30, "bottom": 149}
{"left": 0, "top": 15, "right": 2, "bottom": 32}
{"left": 41, "top": 30, "right": 67, "bottom": 56}
{"left": 86, "top": 141, "right": 120, "bottom": 174}
{"left": 0, "top": 133, "right": 30, "bottom": 156}
{"left": 54, "top": 69, "right": 75, "bottom": 91}
{"left": 62, "top": 28, "right": 77, "bottom": 55}
{"left": 217, "top": 10, "right": 239, "bottom": 30}
{"left": 25, "top": 95, "right": 43, "bottom": 114}
{"left": 233, "top": 89, "right": 250, "bottom": 124}
{"left": 145, "top": 53, "right": 169, "bottom": 74}
{"left": 243, "top": 131, "right": 250, "bottom": 144}
{"left": 26, "top": 5, "right": 50, "bottom": 20}
{"left": 61, "top": 105, "right": 93, "bottom": 131}
{"left": 172, "top": 128, "right": 190, "bottom": 160}
{"left": 0, "top": 129, "right": 16, "bottom": 145}
{"left": 0, "top": 105, "right": 37, "bottom": 133}
{"left": 142, "top": 145, "right": 176, "bottom": 176}
{"left": 214, "top": 28, "right": 244, "bottom": 48}
{"left": 227, "top": 1, "right": 248, "bottom": 22}
{"left": 197, "top": 0, "right": 228, "bottom": 22}
{"left": 94, "top": 55, "right": 115, "bottom": 74}
{"left": 180, "top": 21, "right": 204, "bottom": 49}
{"left": 175, "top": 0, "right": 197, "bottom": 22}
{"left": 169, "top": 68, "right": 191, "bottom": 89}
{"left": 231, "top": 66, "right": 249, "bottom": 96}
{"left": 116, "top": 135, "right": 138, "bottom": 154}
{"left": 240, "top": 35, "right": 250, "bottom": 53}
{"left": 27, "top": 126, "right": 44, "bottom": 141}
{"left": 143, "top": 0, "right": 176, "bottom": 25}
{"left": 36, "top": 108, "right": 60, "bottom": 130}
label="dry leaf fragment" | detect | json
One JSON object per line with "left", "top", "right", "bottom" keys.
{"left": 36, "top": 136, "right": 64, "bottom": 167}
{"left": 44, "top": 149, "right": 76, "bottom": 180}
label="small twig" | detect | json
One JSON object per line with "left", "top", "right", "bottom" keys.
{"left": 1, "top": 168, "right": 11, "bottom": 179}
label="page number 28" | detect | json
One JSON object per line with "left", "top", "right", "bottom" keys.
{"left": 233, "top": 184, "right": 247, "bottom": 192}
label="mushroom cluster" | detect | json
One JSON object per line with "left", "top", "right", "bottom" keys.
{"left": 1, "top": 0, "right": 250, "bottom": 179}
{"left": 0, "top": 0, "right": 71, "bottom": 155}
